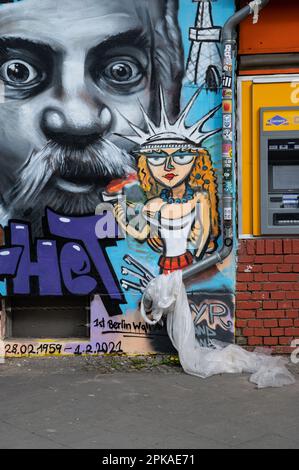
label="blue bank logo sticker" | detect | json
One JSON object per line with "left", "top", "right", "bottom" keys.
{"left": 266, "top": 115, "right": 289, "bottom": 127}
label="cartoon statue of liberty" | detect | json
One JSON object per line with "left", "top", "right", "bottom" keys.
{"left": 113, "top": 89, "right": 220, "bottom": 276}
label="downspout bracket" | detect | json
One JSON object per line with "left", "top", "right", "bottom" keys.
{"left": 249, "top": 0, "right": 263, "bottom": 24}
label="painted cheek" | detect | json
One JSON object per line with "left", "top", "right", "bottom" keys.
{"left": 155, "top": 171, "right": 165, "bottom": 182}
{"left": 112, "top": 103, "right": 145, "bottom": 135}
{"left": 0, "top": 105, "right": 32, "bottom": 162}
{"left": 175, "top": 170, "right": 186, "bottom": 182}
{"left": 185, "top": 164, "right": 194, "bottom": 178}
{"left": 147, "top": 164, "right": 159, "bottom": 181}
{"left": 106, "top": 89, "right": 151, "bottom": 129}
{"left": 19, "top": 101, "right": 46, "bottom": 149}
{"left": 158, "top": 174, "right": 168, "bottom": 185}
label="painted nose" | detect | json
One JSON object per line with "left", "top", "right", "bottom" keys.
{"left": 41, "top": 105, "right": 113, "bottom": 147}
{"left": 164, "top": 156, "right": 175, "bottom": 171}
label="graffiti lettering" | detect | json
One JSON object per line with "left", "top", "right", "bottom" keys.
{"left": 190, "top": 298, "right": 234, "bottom": 347}
{"left": 195, "top": 324, "right": 217, "bottom": 348}
{"left": 93, "top": 316, "right": 163, "bottom": 336}
{"left": 0, "top": 209, "right": 124, "bottom": 306}
{"left": 74, "top": 342, "right": 123, "bottom": 355}
{"left": 193, "top": 301, "right": 232, "bottom": 330}
{"left": 5, "top": 343, "right": 63, "bottom": 356}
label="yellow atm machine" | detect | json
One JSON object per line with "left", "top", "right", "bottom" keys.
{"left": 239, "top": 80, "right": 299, "bottom": 237}
{"left": 260, "top": 107, "right": 299, "bottom": 234}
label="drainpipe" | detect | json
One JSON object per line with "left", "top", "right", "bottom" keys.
{"left": 182, "top": 0, "right": 270, "bottom": 282}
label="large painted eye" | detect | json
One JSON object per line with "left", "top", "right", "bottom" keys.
{"left": 0, "top": 59, "right": 39, "bottom": 86}
{"left": 173, "top": 154, "right": 194, "bottom": 165}
{"left": 102, "top": 59, "right": 143, "bottom": 85}
{"left": 147, "top": 156, "right": 166, "bottom": 166}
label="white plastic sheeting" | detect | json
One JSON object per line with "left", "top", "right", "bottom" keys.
{"left": 140, "top": 271, "right": 295, "bottom": 388}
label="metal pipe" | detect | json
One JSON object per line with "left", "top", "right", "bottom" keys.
{"left": 222, "top": 0, "right": 270, "bottom": 42}
{"left": 240, "top": 53, "right": 299, "bottom": 69}
{"left": 182, "top": 0, "right": 270, "bottom": 282}
{"left": 182, "top": 241, "right": 233, "bottom": 280}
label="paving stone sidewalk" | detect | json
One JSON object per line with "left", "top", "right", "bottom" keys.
{"left": 0, "top": 356, "right": 298, "bottom": 449}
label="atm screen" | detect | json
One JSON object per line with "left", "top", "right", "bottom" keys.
{"left": 268, "top": 139, "right": 299, "bottom": 193}
{"left": 272, "top": 165, "right": 299, "bottom": 191}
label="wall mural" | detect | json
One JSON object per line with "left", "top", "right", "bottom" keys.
{"left": 0, "top": 0, "right": 236, "bottom": 355}
{"left": 186, "top": 0, "right": 222, "bottom": 91}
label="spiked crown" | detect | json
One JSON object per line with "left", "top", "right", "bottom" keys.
{"left": 121, "top": 87, "right": 221, "bottom": 151}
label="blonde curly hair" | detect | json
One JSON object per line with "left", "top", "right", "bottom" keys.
{"left": 137, "top": 148, "right": 220, "bottom": 254}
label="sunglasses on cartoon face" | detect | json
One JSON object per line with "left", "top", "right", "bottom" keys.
{"left": 146, "top": 150, "right": 195, "bottom": 166}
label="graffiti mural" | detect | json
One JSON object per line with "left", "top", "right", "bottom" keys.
{"left": 189, "top": 293, "right": 234, "bottom": 347}
{"left": 0, "top": 0, "right": 184, "bottom": 236}
{"left": 0, "top": 0, "right": 236, "bottom": 356}
{"left": 112, "top": 88, "right": 220, "bottom": 278}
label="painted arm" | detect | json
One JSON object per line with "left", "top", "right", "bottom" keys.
{"left": 192, "top": 193, "right": 211, "bottom": 259}
{"left": 113, "top": 202, "right": 150, "bottom": 241}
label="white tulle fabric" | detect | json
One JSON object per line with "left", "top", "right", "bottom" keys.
{"left": 140, "top": 271, "right": 295, "bottom": 388}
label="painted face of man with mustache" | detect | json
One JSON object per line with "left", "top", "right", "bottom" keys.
{"left": 0, "top": 0, "right": 183, "bottom": 235}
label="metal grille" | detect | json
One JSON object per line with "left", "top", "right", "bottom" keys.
{"left": 8, "top": 296, "right": 90, "bottom": 339}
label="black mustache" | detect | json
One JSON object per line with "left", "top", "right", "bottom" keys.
{"left": 9, "top": 138, "right": 135, "bottom": 208}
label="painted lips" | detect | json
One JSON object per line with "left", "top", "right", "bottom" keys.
{"left": 164, "top": 173, "right": 177, "bottom": 181}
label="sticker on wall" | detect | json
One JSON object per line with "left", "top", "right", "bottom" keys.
{"left": 223, "top": 44, "right": 232, "bottom": 64}
{"left": 222, "top": 75, "right": 232, "bottom": 89}
{"left": 223, "top": 114, "right": 232, "bottom": 129}
{"left": 223, "top": 64, "right": 232, "bottom": 73}
{"left": 224, "top": 207, "right": 233, "bottom": 221}
{"left": 223, "top": 129, "right": 233, "bottom": 141}
{"left": 223, "top": 100, "right": 233, "bottom": 113}
{"left": 223, "top": 44, "right": 232, "bottom": 73}
{"left": 223, "top": 143, "right": 233, "bottom": 156}
{"left": 223, "top": 88, "right": 233, "bottom": 99}
{"left": 224, "top": 161, "right": 232, "bottom": 172}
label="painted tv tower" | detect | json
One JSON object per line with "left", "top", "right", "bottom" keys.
{"left": 185, "top": 0, "right": 222, "bottom": 92}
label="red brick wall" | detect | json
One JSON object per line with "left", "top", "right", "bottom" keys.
{"left": 236, "top": 239, "right": 299, "bottom": 354}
